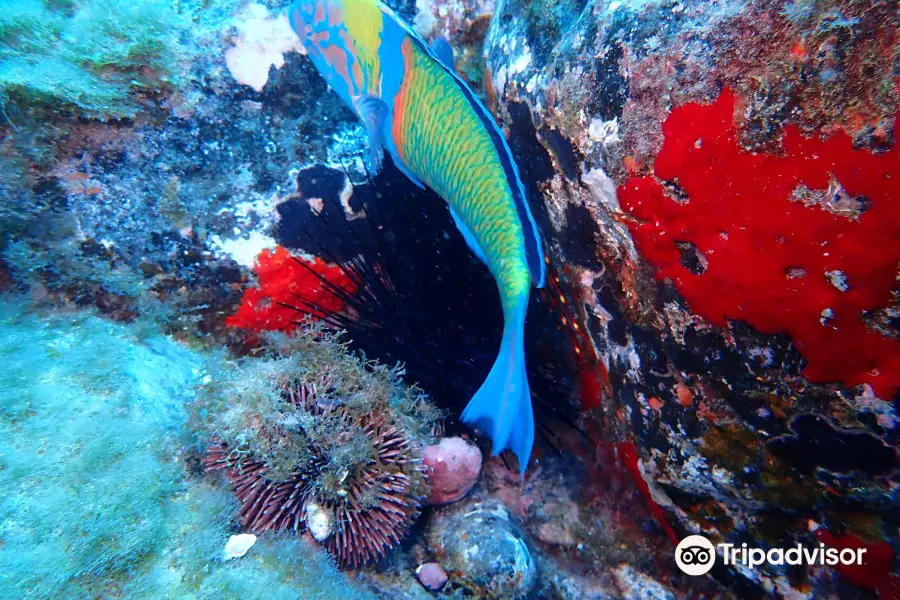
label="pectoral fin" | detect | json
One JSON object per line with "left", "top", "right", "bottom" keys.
{"left": 449, "top": 206, "right": 488, "bottom": 265}
{"left": 353, "top": 94, "right": 388, "bottom": 174}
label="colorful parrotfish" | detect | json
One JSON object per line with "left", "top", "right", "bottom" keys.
{"left": 289, "top": 0, "right": 546, "bottom": 472}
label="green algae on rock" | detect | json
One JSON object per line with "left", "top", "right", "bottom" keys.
{"left": 0, "top": 0, "right": 196, "bottom": 119}
{"left": 0, "top": 302, "right": 377, "bottom": 600}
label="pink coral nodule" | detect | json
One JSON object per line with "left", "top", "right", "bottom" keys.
{"left": 415, "top": 562, "right": 449, "bottom": 591}
{"left": 423, "top": 437, "right": 482, "bottom": 505}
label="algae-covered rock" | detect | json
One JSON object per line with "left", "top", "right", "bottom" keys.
{"left": 0, "top": 0, "right": 198, "bottom": 119}
{"left": 0, "top": 301, "right": 378, "bottom": 600}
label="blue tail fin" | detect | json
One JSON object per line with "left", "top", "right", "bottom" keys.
{"left": 460, "top": 303, "right": 534, "bottom": 474}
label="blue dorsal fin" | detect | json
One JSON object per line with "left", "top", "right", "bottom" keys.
{"left": 353, "top": 94, "right": 388, "bottom": 174}
{"left": 430, "top": 36, "right": 455, "bottom": 70}
{"left": 448, "top": 206, "right": 488, "bottom": 264}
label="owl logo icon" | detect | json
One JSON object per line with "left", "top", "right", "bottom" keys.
{"left": 675, "top": 535, "right": 716, "bottom": 576}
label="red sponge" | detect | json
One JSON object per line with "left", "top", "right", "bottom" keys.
{"left": 620, "top": 89, "right": 900, "bottom": 398}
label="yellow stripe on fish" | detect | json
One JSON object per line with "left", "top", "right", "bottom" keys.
{"left": 339, "top": 0, "right": 382, "bottom": 95}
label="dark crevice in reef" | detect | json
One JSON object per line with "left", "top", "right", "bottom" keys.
{"left": 558, "top": 203, "right": 603, "bottom": 271}
{"left": 768, "top": 414, "right": 900, "bottom": 477}
{"left": 274, "top": 159, "right": 583, "bottom": 441}
{"left": 539, "top": 126, "right": 582, "bottom": 181}
{"left": 506, "top": 101, "right": 556, "bottom": 184}
{"left": 590, "top": 39, "right": 627, "bottom": 121}
{"left": 595, "top": 283, "right": 629, "bottom": 346}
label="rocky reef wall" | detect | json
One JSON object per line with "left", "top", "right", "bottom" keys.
{"left": 472, "top": 0, "right": 900, "bottom": 595}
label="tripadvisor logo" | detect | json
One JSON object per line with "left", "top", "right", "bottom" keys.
{"left": 675, "top": 535, "right": 716, "bottom": 575}
{"left": 675, "top": 535, "right": 868, "bottom": 576}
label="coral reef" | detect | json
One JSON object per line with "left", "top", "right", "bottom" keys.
{"left": 619, "top": 88, "right": 900, "bottom": 396}
{"left": 201, "top": 326, "right": 441, "bottom": 567}
{"left": 475, "top": 0, "right": 900, "bottom": 595}
{"left": 0, "top": 0, "right": 358, "bottom": 347}
{"left": 244, "top": 160, "right": 586, "bottom": 454}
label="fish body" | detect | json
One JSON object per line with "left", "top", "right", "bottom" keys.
{"left": 289, "top": 0, "right": 546, "bottom": 471}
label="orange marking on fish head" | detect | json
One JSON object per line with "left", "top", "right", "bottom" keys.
{"left": 313, "top": 1, "right": 325, "bottom": 23}
{"left": 289, "top": 0, "right": 323, "bottom": 42}
{"left": 320, "top": 43, "right": 352, "bottom": 91}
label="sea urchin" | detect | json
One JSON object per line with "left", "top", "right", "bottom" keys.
{"left": 203, "top": 330, "right": 436, "bottom": 567}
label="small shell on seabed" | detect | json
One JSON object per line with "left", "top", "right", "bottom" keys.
{"left": 223, "top": 533, "right": 257, "bottom": 560}
{"left": 305, "top": 501, "right": 334, "bottom": 542}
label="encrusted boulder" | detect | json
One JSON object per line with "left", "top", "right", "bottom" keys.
{"left": 473, "top": 0, "right": 900, "bottom": 595}
{"left": 427, "top": 500, "right": 537, "bottom": 598}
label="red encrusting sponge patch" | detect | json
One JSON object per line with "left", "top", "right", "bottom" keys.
{"left": 619, "top": 88, "right": 900, "bottom": 398}
{"left": 810, "top": 521, "right": 899, "bottom": 598}
{"left": 226, "top": 246, "right": 355, "bottom": 333}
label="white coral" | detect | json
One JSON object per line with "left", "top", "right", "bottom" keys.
{"left": 225, "top": 4, "right": 305, "bottom": 92}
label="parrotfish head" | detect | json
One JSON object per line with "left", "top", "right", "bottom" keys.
{"left": 288, "top": 0, "right": 325, "bottom": 44}
{"left": 288, "top": 0, "right": 361, "bottom": 102}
